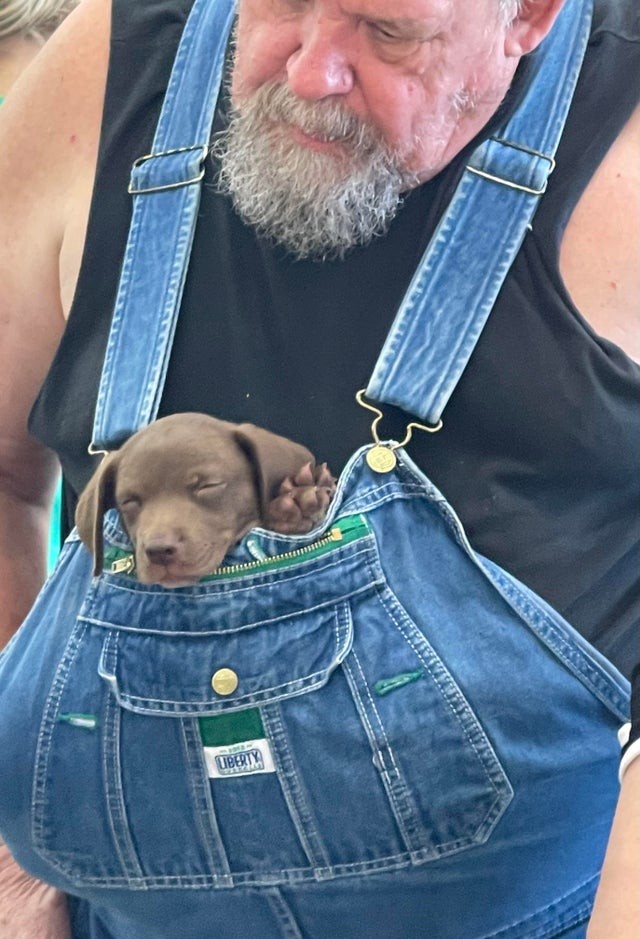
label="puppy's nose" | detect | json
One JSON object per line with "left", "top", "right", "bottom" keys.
{"left": 144, "top": 537, "right": 179, "bottom": 565}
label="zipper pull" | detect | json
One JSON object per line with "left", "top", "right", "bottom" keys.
{"left": 111, "top": 555, "right": 136, "bottom": 575}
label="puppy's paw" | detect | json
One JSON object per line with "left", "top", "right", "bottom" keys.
{"left": 265, "top": 462, "right": 336, "bottom": 534}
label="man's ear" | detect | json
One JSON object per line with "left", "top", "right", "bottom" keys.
{"left": 75, "top": 451, "right": 120, "bottom": 575}
{"left": 504, "top": 0, "right": 566, "bottom": 57}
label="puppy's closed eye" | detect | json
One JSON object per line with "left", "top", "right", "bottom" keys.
{"left": 191, "top": 480, "right": 227, "bottom": 498}
{"left": 118, "top": 495, "right": 143, "bottom": 520}
{"left": 119, "top": 495, "right": 142, "bottom": 508}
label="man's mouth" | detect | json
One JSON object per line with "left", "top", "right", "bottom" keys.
{"left": 285, "top": 123, "right": 349, "bottom": 154}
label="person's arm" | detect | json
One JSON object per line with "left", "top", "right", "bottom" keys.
{"left": 559, "top": 101, "right": 640, "bottom": 361}
{"left": 587, "top": 758, "right": 640, "bottom": 937}
{"left": 0, "top": 0, "right": 109, "bottom": 648}
{"left": 588, "top": 669, "right": 640, "bottom": 938}
{"left": 0, "top": 1, "right": 109, "bottom": 935}
{"left": 0, "top": 841, "right": 71, "bottom": 939}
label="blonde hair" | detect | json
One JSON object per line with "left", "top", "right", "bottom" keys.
{"left": 498, "top": 0, "right": 525, "bottom": 24}
{"left": 0, "top": 0, "right": 79, "bottom": 40}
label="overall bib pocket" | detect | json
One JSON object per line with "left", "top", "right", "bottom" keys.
{"left": 31, "top": 507, "right": 514, "bottom": 888}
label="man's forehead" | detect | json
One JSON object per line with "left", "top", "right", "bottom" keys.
{"left": 341, "top": 0, "right": 451, "bottom": 17}
{"left": 250, "top": 0, "right": 454, "bottom": 24}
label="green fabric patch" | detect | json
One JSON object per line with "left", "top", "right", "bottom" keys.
{"left": 374, "top": 670, "right": 424, "bottom": 697}
{"left": 199, "top": 708, "right": 265, "bottom": 747}
{"left": 58, "top": 712, "right": 99, "bottom": 730}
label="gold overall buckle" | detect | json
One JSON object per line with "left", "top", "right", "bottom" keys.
{"left": 355, "top": 389, "right": 442, "bottom": 473}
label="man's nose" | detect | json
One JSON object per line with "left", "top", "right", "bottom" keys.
{"left": 286, "top": 18, "right": 355, "bottom": 100}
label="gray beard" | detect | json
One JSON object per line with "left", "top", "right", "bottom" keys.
{"left": 213, "top": 83, "right": 418, "bottom": 261}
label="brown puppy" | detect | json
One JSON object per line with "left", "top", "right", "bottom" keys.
{"left": 76, "top": 413, "right": 336, "bottom": 587}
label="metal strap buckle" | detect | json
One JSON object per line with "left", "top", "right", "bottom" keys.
{"left": 466, "top": 137, "right": 556, "bottom": 196}
{"left": 356, "top": 389, "right": 442, "bottom": 473}
{"left": 128, "top": 145, "right": 209, "bottom": 195}
{"left": 87, "top": 442, "right": 110, "bottom": 462}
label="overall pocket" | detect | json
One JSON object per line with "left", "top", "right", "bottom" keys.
{"left": 31, "top": 517, "right": 379, "bottom": 886}
{"left": 32, "top": 511, "right": 513, "bottom": 888}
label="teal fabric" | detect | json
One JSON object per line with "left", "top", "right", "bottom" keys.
{"left": 47, "top": 482, "right": 62, "bottom": 572}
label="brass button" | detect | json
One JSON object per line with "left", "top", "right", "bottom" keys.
{"left": 211, "top": 668, "right": 239, "bottom": 696}
{"left": 366, "top": 445, "right": 397, "bottom": 473}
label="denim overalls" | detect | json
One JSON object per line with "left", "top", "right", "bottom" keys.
{"left": 0, "top": 0, "right": 629, "bottom": 936}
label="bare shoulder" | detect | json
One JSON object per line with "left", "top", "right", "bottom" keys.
{"left": 0, "top": 0, "right": 111, "bottom": 313}
{"left": 0, "top": 0, "right": 111, "bottom": 490}
{"left": 0, "top": 0, "right": 110, "bottom": 213}
{"left": 559, "top": 102, "right": 640, "bottom": 362}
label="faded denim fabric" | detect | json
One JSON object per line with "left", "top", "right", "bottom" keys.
{"left": 0, "top": 448, "right": 629, "bottom": 938}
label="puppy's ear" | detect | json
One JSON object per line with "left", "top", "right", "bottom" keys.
{"left": 233, "top": 424, "right": 316, "bottom": 519}
{"left": 75, "top": 452, "right": 120, "bottom": 575}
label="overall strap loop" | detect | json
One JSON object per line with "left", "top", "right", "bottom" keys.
{"left": 90, "top": 0, "right": 236, "bottom": 451}
{"left": 365, "top": 0, "right": 593, "bottom": 425}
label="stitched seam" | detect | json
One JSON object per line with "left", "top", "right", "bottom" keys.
{"left": 341, "top": 657, "right": 416, "bottom": 851}
{"left": 32, "top": 621, "right": 88, "bottom": 848}
{"left": 261, "top": 702, "right": 331, "bottom": 871}
{"left": 479, "top": 875, "right": 598, "bottom": 938}
{"left": 263, "top": 887, "right": 304, "bottom": 939}
{"left": 79, "top": 578, "right": 380, "bottom": 636}
{"left": 102, "top": 669, "right": 145, "bottom": 882}
{"left": 180, "top": 718, "right": 233, "bottom": 881}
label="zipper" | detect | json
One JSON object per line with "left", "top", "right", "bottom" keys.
{"left": 104, "top": 514, "right": 370, "bottom": 582}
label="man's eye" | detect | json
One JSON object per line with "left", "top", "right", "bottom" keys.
{"left": 368, "top": 23, "right": 423, "bottom": 57}
{"left": 371, "top": 24, "right": 401, "bottom": 42}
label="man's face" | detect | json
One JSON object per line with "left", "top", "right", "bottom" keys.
{"left": 231, "top": 0, "right": 520, "bottom": 180}
{"left": 218, "top": 0, "right": 524, "bottom": 258}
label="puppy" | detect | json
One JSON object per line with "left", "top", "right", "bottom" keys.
{"left": 75, "top": 413, "right": 336, "bottom": 587}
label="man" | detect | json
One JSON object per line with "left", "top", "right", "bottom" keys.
{"left": 0, "top": 0, "right": 638, "bottom": 935}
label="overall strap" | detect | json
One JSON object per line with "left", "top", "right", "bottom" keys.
{"left": 365, "top": 0, "right": 593, "bottom": 424}
{"left": 90, "top": 0, "right": 236, "bottom": 451}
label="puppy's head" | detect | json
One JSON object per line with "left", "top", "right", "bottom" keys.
{"left": 75, "top": 414, "right": 318, "bottom": 586}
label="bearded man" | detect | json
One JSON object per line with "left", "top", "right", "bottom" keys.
{"left": 0, "top": 0, "right": 638, "bottom": 936}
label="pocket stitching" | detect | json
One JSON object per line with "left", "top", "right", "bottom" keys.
{"left": 343, "top": 651, "right": 420, "bottom": 853}
{"left": 376, "top": 586, "right": 514, "bottom": 840}
{"left": 32, "top": 620, "right": 89, "bottom": 853}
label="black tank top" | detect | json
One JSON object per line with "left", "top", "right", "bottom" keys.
{"left": 30, "top": 0, "right": 640, "bottom": 677}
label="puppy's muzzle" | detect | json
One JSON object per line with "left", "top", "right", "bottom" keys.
{"left": 143, "top": 535, "right": 181, "bottom": 566}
